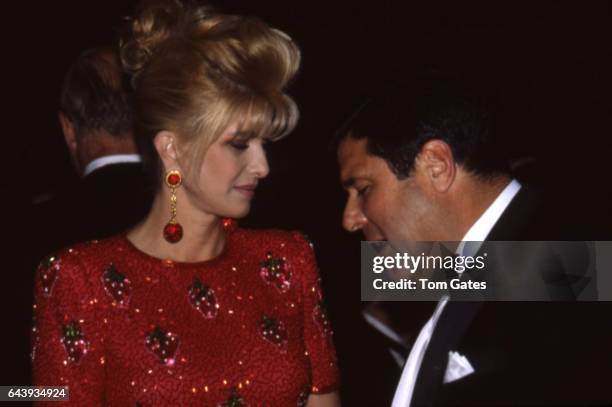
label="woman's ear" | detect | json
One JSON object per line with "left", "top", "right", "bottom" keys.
{"left": 153, "top": 131, "right": 180, "bottom": 171}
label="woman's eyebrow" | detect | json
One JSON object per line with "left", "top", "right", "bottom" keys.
{"left": 230, "top": 130, "right": 257, "bottom": 140}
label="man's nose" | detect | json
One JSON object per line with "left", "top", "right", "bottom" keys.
{"left": 342, "top": 197, "right": 367, "bottom": 233}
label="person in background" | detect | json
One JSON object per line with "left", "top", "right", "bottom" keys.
{"left": 32, "top": 46, "right": 152, "bottom": 260}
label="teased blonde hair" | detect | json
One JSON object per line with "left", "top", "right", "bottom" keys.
{"left": 120, "top": 0, "right": 300, "bottom": 180}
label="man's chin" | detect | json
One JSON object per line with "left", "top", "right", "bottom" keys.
{"left": 363, "top": 233, "right": 386, "bottom": 242}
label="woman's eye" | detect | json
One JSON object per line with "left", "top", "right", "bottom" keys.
{"left": 229, "top": 141, "right": 249, "bottom": 151}
{"left": 357, "top": 186, "right": 369, "bottom": 196}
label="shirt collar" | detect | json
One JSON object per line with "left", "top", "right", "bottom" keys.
{"left": 457, "top": 179, "right": 521, "bottom": 256}
{"left": 83, "top": 154, "right": 142, "bottom": 177}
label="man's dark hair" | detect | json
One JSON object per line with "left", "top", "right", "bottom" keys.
{"left": 59, "top": 48, "right": 133, "bottom": 136}
{"left": 335, "top": 75, "right": 511, "bottom": 179}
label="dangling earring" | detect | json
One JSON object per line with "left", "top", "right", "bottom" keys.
{"left": 163, "top": 170, "right": 183, "bottom": 243}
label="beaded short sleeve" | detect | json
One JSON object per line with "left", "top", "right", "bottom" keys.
{"left": 32, "top": 225, "right": 339, "bottom": 406}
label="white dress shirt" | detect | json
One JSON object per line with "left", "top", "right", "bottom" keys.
{"left": 83, "top": 154, "right": 142, "bottom": 177}
{"left": 390, "top": 179, "right": 522, "bottom": 407}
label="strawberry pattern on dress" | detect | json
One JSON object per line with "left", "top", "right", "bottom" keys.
{"left": 32, "top": 224, "right": 338, "bottom": 406}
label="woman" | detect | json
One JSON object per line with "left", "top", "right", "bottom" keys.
{"left": 32, "top": 1, "right": 340, "bottom": 405}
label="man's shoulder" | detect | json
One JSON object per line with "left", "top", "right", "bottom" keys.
{"left": 30, "top": 162, "right": 151, "bottom": 259}
{"left": 83, "top": 162, "right": 148, "bottom": 189}
{"left": 487, "top": 185, "right": 566, "bottom": 240}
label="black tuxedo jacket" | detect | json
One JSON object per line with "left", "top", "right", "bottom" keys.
{"left": 410, "top": 187, "right": 612, "bottom": 406}
{"left": 30, "top": 162, "right": 153, "bottom": 262}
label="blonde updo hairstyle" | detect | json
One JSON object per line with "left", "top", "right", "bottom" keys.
{"left": 120, "top": 0, "right": 300, "bottom": 185}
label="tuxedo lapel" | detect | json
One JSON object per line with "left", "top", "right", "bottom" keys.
{"left": 410, "top": 301, "right": 482, "bottom": 406}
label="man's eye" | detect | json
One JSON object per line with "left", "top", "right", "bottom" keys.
{"left": 229, "top": 141, "right": 249, "bottom": 151}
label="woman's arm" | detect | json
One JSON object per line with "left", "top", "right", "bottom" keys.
{"left": 293, "top": 232, "right": 341, "bottom": 405}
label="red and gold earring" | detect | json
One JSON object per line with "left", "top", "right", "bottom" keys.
{"left": 163, "top": 170, "right": 183, "bottom": 243}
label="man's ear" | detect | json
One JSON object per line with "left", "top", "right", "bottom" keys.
{"left": 415, "top": 139, "right": 456, "bottom": 193}
{"left": 58, "top": 111, "right": 78, "bottom": 156}
{"left": 153, "top": 130, "right": 180, "bottom": 171}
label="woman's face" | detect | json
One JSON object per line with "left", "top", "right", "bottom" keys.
{"left": 182, "top": 124, "right": 270, "bottom": 219}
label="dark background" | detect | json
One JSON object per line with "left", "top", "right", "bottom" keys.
{"left": 3, "top": 0, "right": 612, "bottom": 402}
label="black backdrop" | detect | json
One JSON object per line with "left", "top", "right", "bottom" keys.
{"left": 3, "top": 0, "right": 612, "bottom": 401}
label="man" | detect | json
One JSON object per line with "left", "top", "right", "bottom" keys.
{"left": 335, "top": 78, "right": 611, "bottom": 405}
{"left": 32, "top": 47, "right": 152, "bottom": 260}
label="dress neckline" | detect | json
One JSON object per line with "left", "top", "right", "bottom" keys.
{"left": 120, "top": 220, "right": 237, "bottom": 268}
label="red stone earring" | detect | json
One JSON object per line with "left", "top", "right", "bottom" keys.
{"left": 163, "top": 170, "right": 183, "bottom": 243}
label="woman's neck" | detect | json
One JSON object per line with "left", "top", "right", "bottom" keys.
{"left": 127, "top": 191, "right": 226, "bottom": 263}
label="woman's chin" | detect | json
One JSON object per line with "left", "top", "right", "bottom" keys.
{"left": 223, "top": 205, "right": 251, "bottom": 220}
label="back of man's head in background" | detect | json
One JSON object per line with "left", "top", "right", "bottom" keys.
{"left": 59, "top": 47, "right": 133, "bottom": 138}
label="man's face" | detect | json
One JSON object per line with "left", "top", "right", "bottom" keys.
{"left": 338, "top": 137, "right": 438, "bottom": 241}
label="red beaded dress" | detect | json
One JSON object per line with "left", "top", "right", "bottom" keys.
{"left": 32, "top": 221, "right": 339, "bottom": 406}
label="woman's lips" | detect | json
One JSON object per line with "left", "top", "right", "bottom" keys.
{"left": 234, "top": 184, "right": 257, "bottom": 197}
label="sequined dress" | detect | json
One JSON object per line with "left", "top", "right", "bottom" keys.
{"left": 32, "top": 222, "right": 339, "bottom": 406}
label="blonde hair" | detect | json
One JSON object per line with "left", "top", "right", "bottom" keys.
{"left": 120, "top": 0, "right": 300, "bottom": 179}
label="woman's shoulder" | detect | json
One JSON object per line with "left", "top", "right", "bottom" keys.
{"left": 57, "top": 234, "right": 125, "bottom": 258}
{"left": 233, "top": 227, "right": 314, "bottom": 253}
{"left": 232, "top": 227, "right": 318, "bottom": 297}
{"left": 37, "top": 235, "right": 127, "bottom": 283}
{"left": 232, "top": 227, "right": 318, "bottom": 275}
